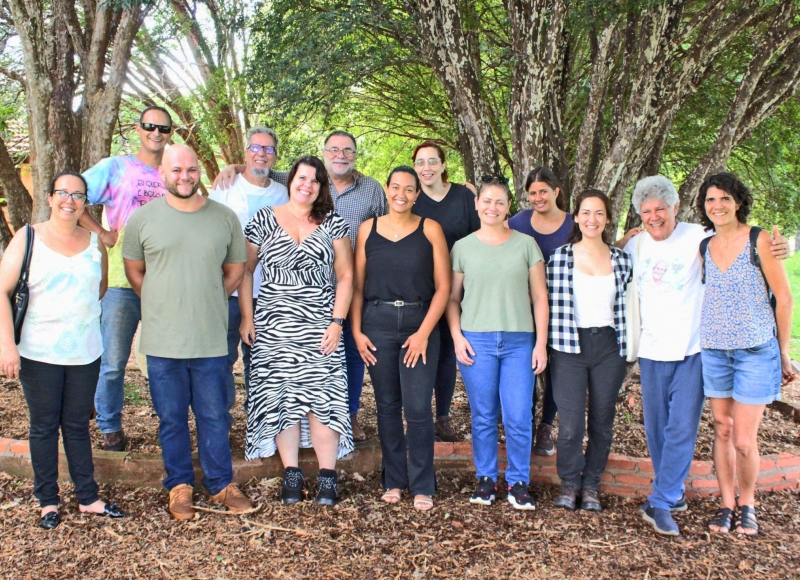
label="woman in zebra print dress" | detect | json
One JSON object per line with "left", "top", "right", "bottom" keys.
{"left": 239, "top": 156, "right": 354, "bottom": 506}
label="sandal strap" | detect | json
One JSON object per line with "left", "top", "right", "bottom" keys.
{"left": 414, "top": 496, "right": 433, "bottom": 510}
{"left": 709, "top": 507, "right": 735, "bottom": 530}
{"left": 735, "top": 505, "right": 759, "bottom": 533}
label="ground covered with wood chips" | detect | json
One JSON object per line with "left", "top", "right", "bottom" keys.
{"left": 1, "top": 471, "right": 799, "bottom": 579}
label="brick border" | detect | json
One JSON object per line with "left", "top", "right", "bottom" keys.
{"left": 1, "top": 437, "right": 799, "bottom": 498}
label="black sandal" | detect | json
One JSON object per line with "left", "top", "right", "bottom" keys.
{"left": 708, "top": 507, "right": 735, "bottom": 533}
{"left": 735, "top": 505, "right": 759, "bottom": 536}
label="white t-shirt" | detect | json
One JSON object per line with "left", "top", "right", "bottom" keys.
{"left": 573, "top": 270, "right": 615, "bottom": 329}
{"left": 210, "top": 174, "right": 288, "bottom": 297}
{"left": 623, "top": 222, "right": 711, "bottom": 361}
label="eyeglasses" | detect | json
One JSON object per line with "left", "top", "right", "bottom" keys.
{"left": 248, "top": 144, "right": 276, "bottom": 155}
{"left": 324, "top": 146, "right": 356, "bottom": 158}
{"left": 52, "top": 190, "right": 88, "bottom": 203}
{"left": 414, "top": 158, "right": 440, "bottom": 167}
{"left": 481, "top": 174, "right": 509, "bottom": 185}
{"left": 140, "top": 122, "right": 172, "bottom": 134}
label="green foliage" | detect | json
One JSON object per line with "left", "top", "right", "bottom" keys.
{"left": 783, "top": 251, "right": 800, "bottom": 361}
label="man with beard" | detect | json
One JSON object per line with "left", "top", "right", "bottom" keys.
{"left": 123, "top": 144, "right": 252, "bottom": 520}
{"left": 213, "top": 130, "right": 387, "bottom": 443}
{"left": 81, "top": 106, "right": 172, "bottom": 451}
{"left": 209, "top": 127, "right": 288, "bottom": 418}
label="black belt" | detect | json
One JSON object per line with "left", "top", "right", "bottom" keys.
{"left": 373, "top": 300, "right": 428, "bottom": 307}
{"left": 579, "top": 326, "right": 612, "bottom": 334}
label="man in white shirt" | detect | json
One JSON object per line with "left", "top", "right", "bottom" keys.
{"left": 209, "top": 127, "right": 288, "bottom": 420}
{"left": 622, "top": 175, "right": 787, "bottom": 536}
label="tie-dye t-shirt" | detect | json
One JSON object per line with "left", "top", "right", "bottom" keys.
{"left": 83, "top": 156, "right": 166, "bottom": 288}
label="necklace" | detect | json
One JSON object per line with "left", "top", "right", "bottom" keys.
{"left": 386, "top": 218, "right": 411, "bottom": 239}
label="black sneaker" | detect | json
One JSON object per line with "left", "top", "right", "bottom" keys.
{"left": 507, "top": 481, "right": 536, "bottom": 510}
{"left": 533, "top": 423, "right": 555, "bottom": 457}
{"left": 281, "top": 467, "right": 304, "bottom": 505}
{"left": 315, "top": 469, "right": 338, "bottom": 507}
{"left": 469, "top": 476, "right": 496, "bottom": 506}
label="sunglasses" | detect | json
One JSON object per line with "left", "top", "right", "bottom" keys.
{"left": 52, "top": 189, "right": 88, "bottom": 203}
{"left": 248, "top": 144, "right": 277, "bottom": 155}
{"left": 140, "top": 122, "right": 172, "bottom": 134}
{"left": 481, "top": 174, "right": 509, "bottom": 185}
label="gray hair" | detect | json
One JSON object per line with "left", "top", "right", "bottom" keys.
{"left": 246, "top": 126, "right": 279, "bottom": 152}
{"left": 631, "top": 175, "right": 679, "bottom": 214}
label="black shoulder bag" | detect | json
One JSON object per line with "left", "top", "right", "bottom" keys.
{"left": 11, "top": 224, "right": 34, "bottom": 344}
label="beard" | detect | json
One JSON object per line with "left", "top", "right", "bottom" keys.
{"left": 250, "top": 166, "right": 271, "bottom": 178}
{"left": 166, "top": 180, "right": 200, "bottom": 199}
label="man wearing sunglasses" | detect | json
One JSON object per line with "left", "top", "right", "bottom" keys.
{"left": 80, "top": 106, "right": 173, "bottom": 451}
{"left": 209, "top": 127, "right": 288, "bottom": 419}
{"left": 212, "top": 130, "right": 387, "bottom": 443}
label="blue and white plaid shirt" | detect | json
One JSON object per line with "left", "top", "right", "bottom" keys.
{"left": 547, "top": 244, "right": 633, "bottom": 356}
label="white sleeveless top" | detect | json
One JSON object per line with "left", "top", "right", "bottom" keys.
{"left": 572, "top": 269, "right": 615, "bottom": 329}
{"left": 18, "top": 232, "right": 103, "bottom": 365}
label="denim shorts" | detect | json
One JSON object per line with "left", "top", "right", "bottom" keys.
{"left": 701, "top": 337, "right": 781, "bottom": 405}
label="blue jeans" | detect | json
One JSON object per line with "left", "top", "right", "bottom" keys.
{"left": 147, "top": 355, "right": 232, "bottom": 494}
{"left": 702, "top": 337, "right": 782, "bottom": 405}
{"left": 458, "top": 331, "right": 535, "bottom": 485}
{"left": 343, "top": 317, "right": 366, "bottom": 415}
{"left": 640, "top": 353, "right": 705, "bottom": 510}
{"left": 226, "top": 296, "right": 255, "bottom": 418}
{"left": 95, "top": 287, "right": 141, "bottom": 434}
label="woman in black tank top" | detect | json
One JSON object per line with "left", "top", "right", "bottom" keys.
{"left": 350, "top": 166, "right": 450, "bottom": 511}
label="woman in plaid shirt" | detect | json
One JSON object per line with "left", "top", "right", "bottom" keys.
{"left": 547, "top": 190, "right": 633, "bottom": 512}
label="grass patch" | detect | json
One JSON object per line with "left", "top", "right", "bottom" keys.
{"left": 785, "top": 252, "right": 800, "bottom": 361}
{"left": 123, "top": 381, "right": 146, "bottom": 405}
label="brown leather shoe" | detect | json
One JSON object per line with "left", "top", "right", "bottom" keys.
{"left": 351, "top": 413, "right": 366, "bottom": 442}
{"left": 102, "top": 429, "right": 128, "bottom": 452}
{"left": 169, "top": 484, "right": 195, "bottom": 520}
{"left": 210, "top": 483, "right": 253, "bottom": 513}
{"left": 435, "top": 416, "right": 460, "bottom": 442}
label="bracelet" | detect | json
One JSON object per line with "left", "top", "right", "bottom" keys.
{"left": 331, "top": 317, "right": 345, "bottom": 327}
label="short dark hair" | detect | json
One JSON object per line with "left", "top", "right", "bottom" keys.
{"left": 524, "top": 166, "right": 560, "bottom": 194}
{"left": 324, "top": 130, "right": 357, "bottom": 149}
{"left": 50, "top": 171, "right": 88, "bottom": 196}
{"left": 286, "top": 156, "right": 334, "bottom": 225}
{"left": 139, "top": 106, "right": 173, "bottom": 125}
{"left": 412, "top": 140, "right": 449, "bottom": 183}
{"left": 696, "top": 172, "right": 753, "bottom": 230}
{"left": 567, "top": 189, "right": 613, "bottom": 245}
{"left": 386, "top": 166, "right": 420, "bottom": 191}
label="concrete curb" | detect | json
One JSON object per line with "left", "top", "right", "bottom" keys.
{"left": 1, "top": 437, "right": 799, "bottom": 498}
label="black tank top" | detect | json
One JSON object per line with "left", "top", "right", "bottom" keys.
{"left": 364, "top": 217, "right": 436, "bottom": 302}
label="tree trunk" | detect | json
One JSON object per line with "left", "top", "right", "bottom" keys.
{"left": 0, "top": 135, "right": 33, "bottom": 229}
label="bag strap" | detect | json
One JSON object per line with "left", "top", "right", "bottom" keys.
{"left": 749, "top": 226, "right": 777, "bottom": 311}
{"left": 19, "top": 224, "right": 34, "bottom": 283}
{"left": 699, "top": 235, "right": 712, "bottom": 284}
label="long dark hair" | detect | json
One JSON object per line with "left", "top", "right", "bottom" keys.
{"left": 696, "top": 172, "right": 753, "bottom": 231}
{"left": 49, "top": 171, "right": 88, "bottom": 195}
{"left": 566, "top": 189, "right": 613, "bottom": 245}
{"left": 524, "top": 166, "right": 560, "bottom": 194}
{"left": 287, "top": 156, "right": 334, "bottom": 224}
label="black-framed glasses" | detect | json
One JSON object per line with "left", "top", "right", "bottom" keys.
{"left": 247, "top": 144, "right": 277, "bottom": 155}
{"left": 140, "top": 122, "right": 172, "bottom": 134}
{"left": 481, "top": 174, "right": 509, "bottom": 185}
{"left": 324, "top": 146, "right": 356, "bottom": 157}
{"left": 52, "top": 189, "right": 88, "bottom": 203}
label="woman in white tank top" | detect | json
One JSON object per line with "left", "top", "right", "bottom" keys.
{"left": 0, "top": 171, "right": 125, "bottom": 529}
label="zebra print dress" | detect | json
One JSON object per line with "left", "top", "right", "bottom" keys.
{"left": 243, "top": 207, "right": 354, "bottom": 461}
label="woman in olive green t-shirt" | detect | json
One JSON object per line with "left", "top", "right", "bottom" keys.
{"left": 445, "top": 176, "right": 549, "bottom": 510}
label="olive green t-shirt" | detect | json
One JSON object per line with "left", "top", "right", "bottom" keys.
{"left": 451, "top": 230, "right": 544, "bottom": 332}
{"left": 122, "top": 196, "right": 246, "bottom": 358}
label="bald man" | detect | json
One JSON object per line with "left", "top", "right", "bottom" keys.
{"left": 123, "top": 144, "right": 252, "bottom": 519}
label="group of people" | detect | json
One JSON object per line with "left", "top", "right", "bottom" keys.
{"left": 0, "top": 106, "right": 794, "bottom": 538}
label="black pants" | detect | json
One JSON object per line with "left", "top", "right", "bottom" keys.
{"left": 532, "top": 364, "right": 558, "bottom": 426}
{"left": 549, "top": 327, "right": 625, "bottom": 490}
{"left": 363, "top": 302, "right": 440, "bottom": 496}
{"left": 20, "top": 357, "right": 101, "bottom": 508}
{"left": 433, "top": 317, "right": 457, "bottom": 417}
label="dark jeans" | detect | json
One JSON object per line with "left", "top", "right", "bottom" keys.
{"left": 433, "top": 317, "right": 457, "bottom": 418}
{"left": 363, "top": 302, "right": 440, "bottom": 496}
{"left": 533, "top": 365, "right": 558, "bottom": 426}
{"left": 550, "top": 327, "right": 626, "bottom": 490}
{"left": 20, "top": 357, "right": 101, "bottom": 508}
{"left": 227, "top": 296, "right": 255, "bottom": 417}
{"left": 146, "top": 355, "right": 232, "bottom": 495}
{"left": 343, "top": 317, "right": 366, "bottom": 415}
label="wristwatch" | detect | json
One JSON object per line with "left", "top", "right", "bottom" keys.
{"left": 331, "top": 318, "right": 345, "bottom": 327}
